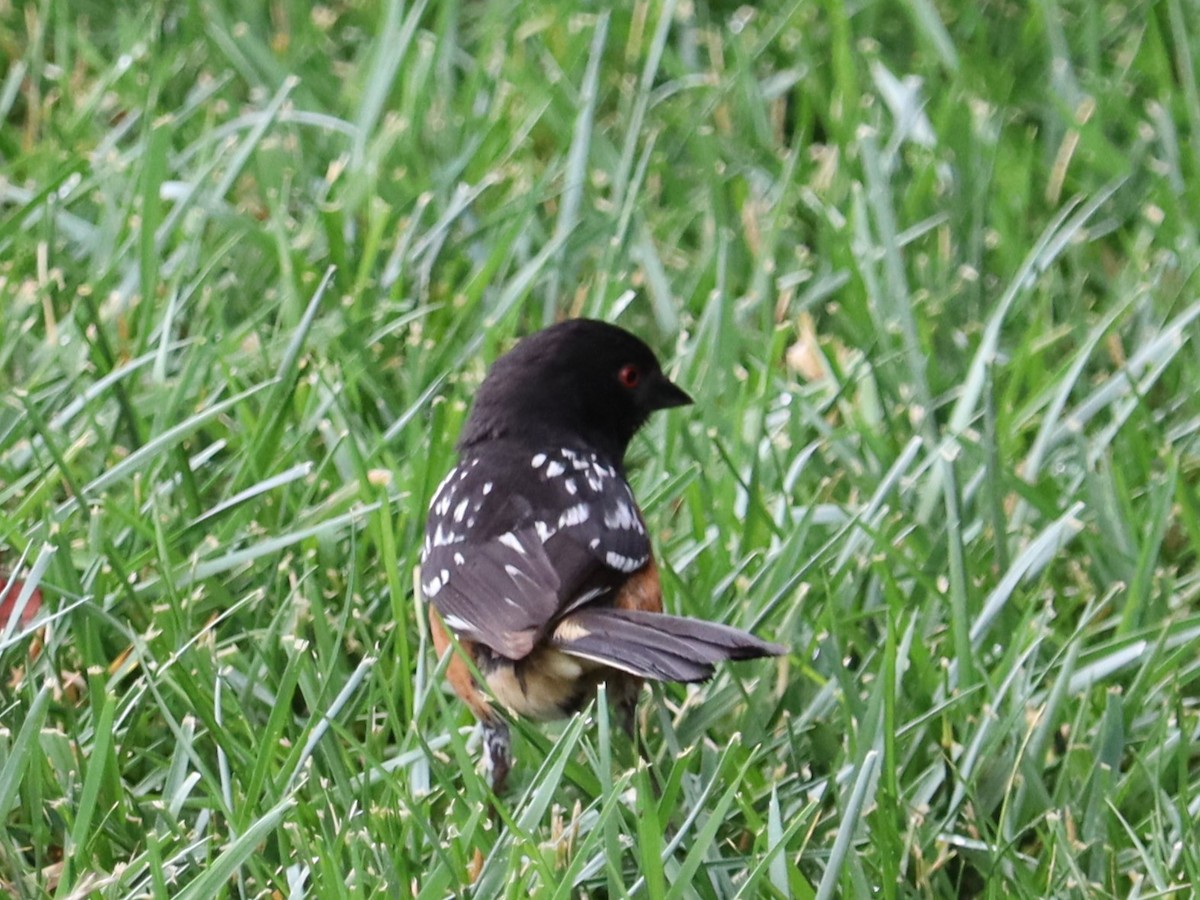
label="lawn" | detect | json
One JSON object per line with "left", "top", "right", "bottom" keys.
{"left": 2, "top": 0, "right": 1199, "bottom": 896}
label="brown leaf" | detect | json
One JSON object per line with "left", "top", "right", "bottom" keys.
{"left": 786, "top": 312, "right": 827, "bottom": 383}
{"left": 0, "top": 572, "right": 43, "bottom": 631}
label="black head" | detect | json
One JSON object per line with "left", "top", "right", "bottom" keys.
{"left": 458, "top": 319, "right": 692, "bottom": 460}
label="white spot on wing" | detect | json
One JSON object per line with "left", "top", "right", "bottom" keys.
{"left": 531, "top": 453, "right": 547, "bottom": 468}
{"left": 561, "top": 585, "right": 609, "bottom": 614}
{"left": 545, "top": 460, "right": 565, "bottom": 477}
{"left": 442, "top": 613, "right": 473, "bottom": 632}
{"left": 433, "top": 523, "right": 461, "bottom": 546}
{"left": 453, "top": 498, "right": 470, "bottom": 522}
{"left": 453, "top": 552, "right": 465, "bottom": 565}
{"left": 604, "top": 502, "right": 637, "bottom": 530}
{"left": 558, "top": 502, "right": 590, "bottom": 528}
{"left": 564, "top": 479, "right": 577, "bottom": 495}
{"left": 432, "top": 467, "right": 457, "bottom": 499}
{"left": 482, "top": 482, "right": 493, "bottom": 495}
{"left": 535, "top": 520, "right": 555, "bottom": 542}
{"left": 424, "top": 574, "right": 442, "bottom": 595}
{"left": 605, "top": 551, "right": 645, "bottom": 572}
{"left": 498, "top": 532, "right": 525, "bottom": 554}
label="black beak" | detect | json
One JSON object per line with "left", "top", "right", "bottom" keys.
{"left": 651, "top": 371, "right": 693, "bottom": 409}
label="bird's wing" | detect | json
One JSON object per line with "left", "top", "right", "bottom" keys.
{"left": 420, "top": 445, "right": 653, "bottom": 660}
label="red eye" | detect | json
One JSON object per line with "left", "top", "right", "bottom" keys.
{"left": 618, "top": 364, "right": 641, "bottom": 389}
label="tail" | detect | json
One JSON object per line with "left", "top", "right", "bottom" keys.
{"left": 551, "top": 607, "right": 785, "bottom": 683}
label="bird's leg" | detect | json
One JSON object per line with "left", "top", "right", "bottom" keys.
{"left": 617, "top": 685, "right": 640, "bottom": 745}
{"left": 465, "top": 712, "right": 509, "bottom": 882}
{"left": 481, "top": 714, "right": 511, "bottom": 795}
{"left": 613, "top": 676, "right": 649, "bottom": 766}
{"left": 614, "top": 677, "right": 668, "bottom": 801}
{"left": 429, "top": 610, "right": 512, "bottom": 796}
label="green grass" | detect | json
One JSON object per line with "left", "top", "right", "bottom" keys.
{"left": 2, "top": 0, "right": 1199, "bottom": 896}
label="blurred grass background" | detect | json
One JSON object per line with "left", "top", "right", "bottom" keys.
{"left": 2, "top": 0, "right": 1199, "bottom": 896}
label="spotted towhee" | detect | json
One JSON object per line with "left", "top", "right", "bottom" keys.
{"left": 420, "top": 319, "right": 785, "bottom": 791}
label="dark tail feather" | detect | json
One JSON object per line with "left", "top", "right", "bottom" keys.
{"left": 551, "top": 608, "right": 785, "bottom": 683}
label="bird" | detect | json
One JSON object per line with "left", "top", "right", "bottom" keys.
{"left": 419, "top": 318, "right": 785, "bottom": 792}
